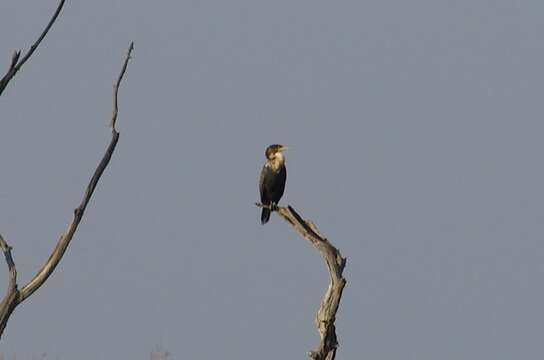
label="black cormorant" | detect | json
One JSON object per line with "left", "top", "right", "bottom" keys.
{"left": 259, "top": 144, "right": 287, "bottom": 224}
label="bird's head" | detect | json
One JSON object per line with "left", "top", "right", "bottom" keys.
{"left": 265, "top": 144, "right": 288, "bottom": 161}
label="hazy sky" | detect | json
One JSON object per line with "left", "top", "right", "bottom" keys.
{"left": 1, "top": 1, "right": 544, "bottom": 359}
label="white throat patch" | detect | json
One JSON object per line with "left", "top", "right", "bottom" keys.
{"left": 267, "top": 152, "right": 285, "bottom": 171}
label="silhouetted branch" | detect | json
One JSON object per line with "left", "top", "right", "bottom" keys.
{"left": 0, "top": 42, "right": 134, "bottom": 339}
{"left": 256, "top": 203, "right": 347, "bottom": 360}
{"left": 111, "top": 42, "right": 133, "bottom": 131}
{"left": 0, "top": 0, "right": 66, "bottom": 96}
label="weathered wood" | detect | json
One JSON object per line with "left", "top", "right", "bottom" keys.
{"left": 0, "top": 42, "right": 133, "bottom": 339}
{"left": 0, "top": 235, "right": 18, "bottom": 338}
{"left": 256, "top": 203, "right": 347, "bottom": 360}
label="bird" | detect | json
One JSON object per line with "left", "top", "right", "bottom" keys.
{"left": 259, "top": 144, "right": 287, "bottom": 224}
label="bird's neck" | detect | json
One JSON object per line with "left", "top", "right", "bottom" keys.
{"left": 268, "top": 154, "right": 285, "bottom": 171}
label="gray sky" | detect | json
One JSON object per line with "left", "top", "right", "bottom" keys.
{"left": 1, "top": 0, "right": 544, "bottom": 359}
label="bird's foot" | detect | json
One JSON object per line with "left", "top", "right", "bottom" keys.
{"left": 255, "top": 202, "right": 280, "bottom": 211}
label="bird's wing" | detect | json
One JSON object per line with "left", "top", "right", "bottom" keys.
{"left": 259, "top": 165, "right": 268, "bottom": 203}
{"left": 275, "top": 165, "right": 287, "bottom": 200}
{"left": 280, "top": 165, "right": 287, "bottom": 187}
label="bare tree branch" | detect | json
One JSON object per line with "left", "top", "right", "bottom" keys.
{"left": 0, "top": 235, "right": 18, "bottom": 337}
{"left": 256, "top": 203, "right": 347, "bottom": 360}
{"left": 0, "top": 0, "right": 66, "bottom": 96}
{"left": 111, "top": 42, "right": 133, "bottom": 131}
{"left": 0, "top": 42, "right": 134, "bottom": 339}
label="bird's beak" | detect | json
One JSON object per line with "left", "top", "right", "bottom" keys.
{"left": 280, "top": 145, "right": 288, "bottom": 152}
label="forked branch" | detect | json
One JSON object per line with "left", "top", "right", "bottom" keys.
{"left": 256, "top": 203, "right": 347, "bottom": 360}
{"left": 0, "top": 42, "right": 134, "bottom": 340}
{"left": 0, "top": 0, "right": 66, "bottom": 96}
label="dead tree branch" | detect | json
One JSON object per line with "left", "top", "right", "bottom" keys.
{"left": 256, "top": 203, "right": 347, "bottom": 360}
{"left": 0, "top": 42, "right": 134, "bottom": 339}
{"left": 111, "top": 42, "right": 133, "bottom": 131}
{"left": 0, "top": 236, "right": 18, "bottom": 337}
{"left": 0, "top": 0, "right": 66, "bottom": 96}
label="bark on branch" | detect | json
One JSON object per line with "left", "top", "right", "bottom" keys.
{"left": 0, "top": 0, "right": 66, "bottom": 96}
{"left": 256, "top": 203, "right": 347, "bottom": 360}
{"left": 0, "top": 42, "right": 134, "bottom": 340}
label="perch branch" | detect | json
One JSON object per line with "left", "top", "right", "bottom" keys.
{"left": 0, "top": 42, "right": 134, "bottom": 339}
{"left": 0, "top": 0, "right": 66, "bottom": 96}
{"left": 256, "top": 203, "right": 347, "bottom": 360}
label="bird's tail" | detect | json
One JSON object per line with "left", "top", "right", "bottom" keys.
{"left": 261, "top": 207, "right": 271, "bottom": 224}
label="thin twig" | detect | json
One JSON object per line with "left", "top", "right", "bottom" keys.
{"left": 0, "top": 0, "right": 66, "bottom": 96}
{"left": 111, "top": 42, "right": 134, "bottom": 131}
